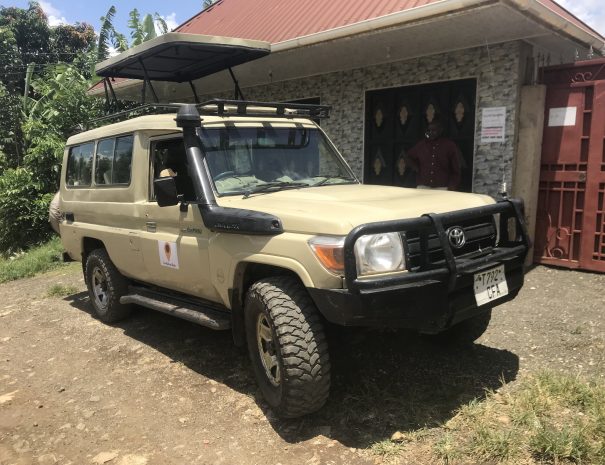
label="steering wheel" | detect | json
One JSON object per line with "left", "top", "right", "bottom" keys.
{"left": 213, "top": 171, "right": 235, "bottom": 181}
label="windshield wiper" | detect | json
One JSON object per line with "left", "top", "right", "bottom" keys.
{"left": 313, "top": 175, "right": 355, "bottom": 186}
{"left": 243, "top": 181, "right": 309, "bottom": 198}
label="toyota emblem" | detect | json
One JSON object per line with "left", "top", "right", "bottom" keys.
{"left": 447, "top": 226, "right": 466, "bottom": 249}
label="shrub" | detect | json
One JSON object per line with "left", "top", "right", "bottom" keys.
{"left": 0, "top": 167, "right": 53, "bottom": 255}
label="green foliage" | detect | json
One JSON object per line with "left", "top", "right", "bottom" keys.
{"left": 46, "top": 282, "right": 78, "bottom": 297}
{"left": 0, "top": 236, "right": 68, "bottom": 282}
{"left": 0, "top": 82, "right": 23, "bottom": 170}
{"left": 0, "top": 167, "right": 53, "bottom": 254}
{"left": 97, "top": 5, "right": 171, "bottom": 59}
{"left": 0, "top": 2, "right": 97, "bottom": 171}
{"left": 97, "top": 5, "right": 118, "bottom": 61}
{"left": 0, "top": 3, "right": 50, "bottom": 93}
{"left": 0, "top": 3, "right": 167, "bottom": 254}
{"left": 16, "top": 61, "right": 103, "bottom": 197}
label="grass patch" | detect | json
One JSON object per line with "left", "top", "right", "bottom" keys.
{"left": 373, "top": 371, "right": 605, "bottom": 464}
{"left": 371, "top": 439, "right": 407, "bottom": 461}
{"left": 0, "top": 237, "right": 70, "bottom": 283}
{"left": 46, "top": 283, "right": 79, "bottom": 297}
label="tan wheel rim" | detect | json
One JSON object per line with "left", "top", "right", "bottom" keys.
{"left": 91, "top": 266, "right": 109, "bottom": 310}
{"left": 256, "top": 313, "right": 280, "bottom": 386}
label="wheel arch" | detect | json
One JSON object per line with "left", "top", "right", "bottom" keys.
{"left": 229, "top": 261, "right": 308, "bottom": 348}
{"left": 81, "top": 237, "right": 106, "bottom": 284}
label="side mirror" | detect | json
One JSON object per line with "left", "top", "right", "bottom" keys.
{"left": 154, "top": 177, "right": 179, "bottom": 207}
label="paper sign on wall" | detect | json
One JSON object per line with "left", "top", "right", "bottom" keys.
{"left": 158, "top": 241, "right": 179, "bottom": 269}
{"left": 481, "top": 107, "right": 507, "bottom": 143}
{"left": 548, "top": 107, "right": 577, "bottom": 127}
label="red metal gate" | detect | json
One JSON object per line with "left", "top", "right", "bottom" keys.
{"left": 535, "top": 60, "right": 605, "bottom": 272}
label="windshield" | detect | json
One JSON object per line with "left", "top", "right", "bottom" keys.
{"left": 198, "top": 124, "right": 357, "bottom": 196}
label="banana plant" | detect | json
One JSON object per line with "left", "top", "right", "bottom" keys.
{"left": 97, "top": 6, "right": 169, "bottom": 61}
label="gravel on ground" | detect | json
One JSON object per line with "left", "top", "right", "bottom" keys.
{"left": 0, "top": 264, "right": 603, "bottom": 465}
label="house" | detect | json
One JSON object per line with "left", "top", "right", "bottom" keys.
{"left": 90, "top": 0, "right": 605, "bottom": 269}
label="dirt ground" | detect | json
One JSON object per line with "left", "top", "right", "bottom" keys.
{"left": 1, "top": 264, "right": 604, "bottom": 465}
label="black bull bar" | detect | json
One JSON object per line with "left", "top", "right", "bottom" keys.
{"left": 343, "top": 199, "right": 530, "bottom": 294}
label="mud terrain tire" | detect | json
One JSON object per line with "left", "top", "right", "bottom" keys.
{"left": 245, "top": 276, "right": 330, "bottom": 418}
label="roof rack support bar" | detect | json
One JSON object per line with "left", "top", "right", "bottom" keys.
{"left": 228, "top": 67, "right": 245, "bottom": 100}
{"left": 106, "top": 78, "right": 119, "bottom": 113}
{"left": 189, "top": 81, "right": 200, "bottom": 104}
{"left": 139, "top": 58, "right": 159, "bottom": 103}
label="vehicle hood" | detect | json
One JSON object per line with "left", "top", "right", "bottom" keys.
{"left": 216, "top": 184, "right": 495, "bottom": 235}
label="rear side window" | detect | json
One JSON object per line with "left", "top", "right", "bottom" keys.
{"left": 66, "top": 142, "right": 94, "bottom": 187}
{"left": 95, "top": 139, "right": 115, "bottom": 185}
{"left": 95, "top": 135, "right": 133, "bottom": 185}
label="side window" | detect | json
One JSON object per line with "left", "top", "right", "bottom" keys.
{"left": 94, "top": 135, "right": 133, "bottom": 186}
{"left": 114, "top": 136, "right": 133, "bottom": 184}
{"left": 66, "top": 142, "right": 94, "bottom": 187}
{"left": 151, "top": 138, "right": 195, "bottom": 201}
{"left": 95, "top": 139, "right": 115, "bottom": 185}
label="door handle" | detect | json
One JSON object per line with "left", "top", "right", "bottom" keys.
{"left": 146, "top": 222, "right": 157, "bottom": 233}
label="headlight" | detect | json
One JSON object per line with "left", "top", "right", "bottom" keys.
{"left": 308, "top": 236, "right": 345, "bottom": 275}
{"left": 354, "top": 232, "right": 406, "bottom": 276}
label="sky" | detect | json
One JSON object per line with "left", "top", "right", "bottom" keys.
{"left": 4, "top": 0, "right": 605, "bottom": 40}
{"left": 6, "top": 1, "right": 202, "bottom": 33}
{"left": 558, "top": 0, "right": 605, "bottom": 37}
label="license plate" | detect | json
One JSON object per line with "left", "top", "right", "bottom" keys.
{"left": 473, "top": 264, "right": 509, "bottom": 306}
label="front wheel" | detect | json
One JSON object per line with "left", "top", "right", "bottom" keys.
{"left": 245, "top": 276, "right": 330, "bottom": 418}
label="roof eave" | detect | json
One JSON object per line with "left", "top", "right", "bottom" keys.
{"left": 270, "top": 0, "right": 604, "bottom": 53}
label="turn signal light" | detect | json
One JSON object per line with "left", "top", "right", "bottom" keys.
{"left": 308, "top": 236, "right": 345, "bottom": 275}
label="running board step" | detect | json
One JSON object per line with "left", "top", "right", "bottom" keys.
{"left": 120, "top": 292, "right": 231, "bottom": 330}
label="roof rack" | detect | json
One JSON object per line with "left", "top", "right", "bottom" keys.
{"left": 88, "top": 99, "right": 331, "bottom": 126}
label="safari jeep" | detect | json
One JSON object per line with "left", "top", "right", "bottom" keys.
{"left": 59, "top": 101, "right": 529, "bottom": 418}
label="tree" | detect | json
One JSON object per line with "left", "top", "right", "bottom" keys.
{"left": 22, "top": 59, "right": 104, "bottom": 191}
{"left": 97, "top": 6, "right": 169, "bottom": 62}
{"left": 203, "top": 0, "right": 218, "bottom": 8}
{"left": 0, "top": 3, "right": 95, "bottom": 90}
{"left": 0, "top": 3, "right": 100, "bottom": 254}
{"left": 0, "top": 2, "right": 96, "bottom": 168}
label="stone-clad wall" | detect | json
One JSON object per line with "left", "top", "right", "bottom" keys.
{"left": 217, "top": 41, "right": 524, "bottom": 196}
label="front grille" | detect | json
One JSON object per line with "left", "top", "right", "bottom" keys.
{"left": 405, "top": 216, "right": 497, "bottom": 270}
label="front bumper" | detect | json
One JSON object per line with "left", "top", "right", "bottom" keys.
{"left": 307, "top": 199, "right": 529, "bottom": 333}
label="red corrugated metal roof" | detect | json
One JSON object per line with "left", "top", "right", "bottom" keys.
{"left": 91, "top": 0, "right": 604, "bottom": 94}
{"left": 176, "top": 0, "right": 605, "bottom": 44}
{"left": 176, "top": 0, "right": 442, "bottom": 44}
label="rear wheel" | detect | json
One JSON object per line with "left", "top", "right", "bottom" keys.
{"left": 430, "top": 309, "right": 492, "bottom": 346}
{"left": 245, "top": 276, "right": 330, "bottom": 418}
{"left": 85, "top": 249, "right": 132, "bottom": 323}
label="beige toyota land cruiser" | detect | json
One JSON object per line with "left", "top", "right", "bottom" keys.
{"left": 59, "top": 100, "right": 529, "bottom": 418}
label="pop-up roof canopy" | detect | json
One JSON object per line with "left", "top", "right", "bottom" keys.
{"left": 95, "top": 32, "right": 271, "bottom": 83}
{"left": 95, "top": 32, "right": 271, "bottom": 107}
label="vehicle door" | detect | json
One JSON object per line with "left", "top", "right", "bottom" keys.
{"left": 138, "top": 135, "right": 216, "bottom": 300}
